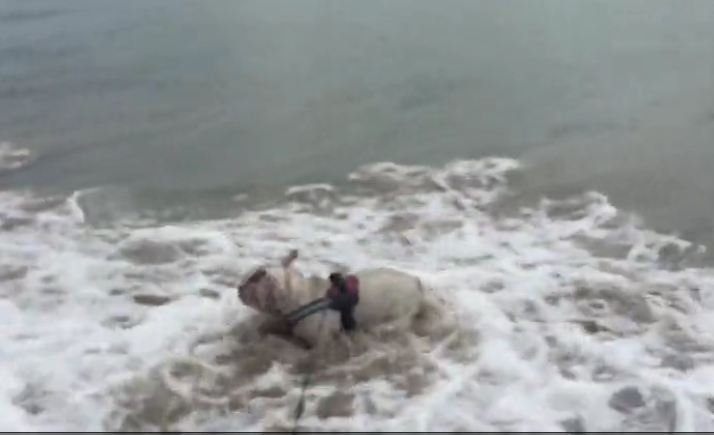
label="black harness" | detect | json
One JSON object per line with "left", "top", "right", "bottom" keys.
{"left": 285, "top": 297, "right": 332, "bottom": 325}
{"left": 286, "top": 273, "right": 359, "bottom": 330}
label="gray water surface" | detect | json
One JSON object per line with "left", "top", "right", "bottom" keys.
{"left": 1, "top": 0, "right": 713, "bottom": 242}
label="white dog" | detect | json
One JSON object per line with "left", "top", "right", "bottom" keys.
{"left": 237, "top": 250, "right": 440, "bottom": 347}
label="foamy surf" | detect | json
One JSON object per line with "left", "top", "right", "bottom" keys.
{"left": 2, "top": 152, "right": 714, "bottom": 431}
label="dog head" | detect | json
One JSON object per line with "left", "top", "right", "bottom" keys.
{"left": 238, "top": 266, "right": 287, "bottom": 316}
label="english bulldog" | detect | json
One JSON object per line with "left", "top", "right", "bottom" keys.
{"left": 237, "top": 250, "right": 442, "bottom": 348}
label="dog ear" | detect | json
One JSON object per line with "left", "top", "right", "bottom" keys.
{"left": 281, "top": 249, "right": 299, "bottom": 268}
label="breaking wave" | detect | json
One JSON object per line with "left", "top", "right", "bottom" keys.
{"left": 2, "top": 153, "right": 714, "bottom": 431}
{"left": 0, "top": 142, "right": 33, "bottom": 173}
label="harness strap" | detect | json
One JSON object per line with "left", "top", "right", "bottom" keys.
{"left": 286, "top": 297, "right": 332, "bottom": 325}
{"left": 285, "top": 273, "right": 360, "bottom": 326}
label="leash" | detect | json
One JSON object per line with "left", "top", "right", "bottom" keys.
{"left": 291, "top": 309, "right": 328, "bottom": 434}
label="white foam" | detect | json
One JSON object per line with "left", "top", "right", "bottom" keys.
{"left": 1, "top": 157, "right": 714, "bottom": 431}
{"left": 0, "top": 142, "right": 32, "bottom": 172}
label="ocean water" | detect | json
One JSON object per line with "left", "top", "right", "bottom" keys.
{"left": 2, "top": 0, "right": 714, "bottom": 431}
